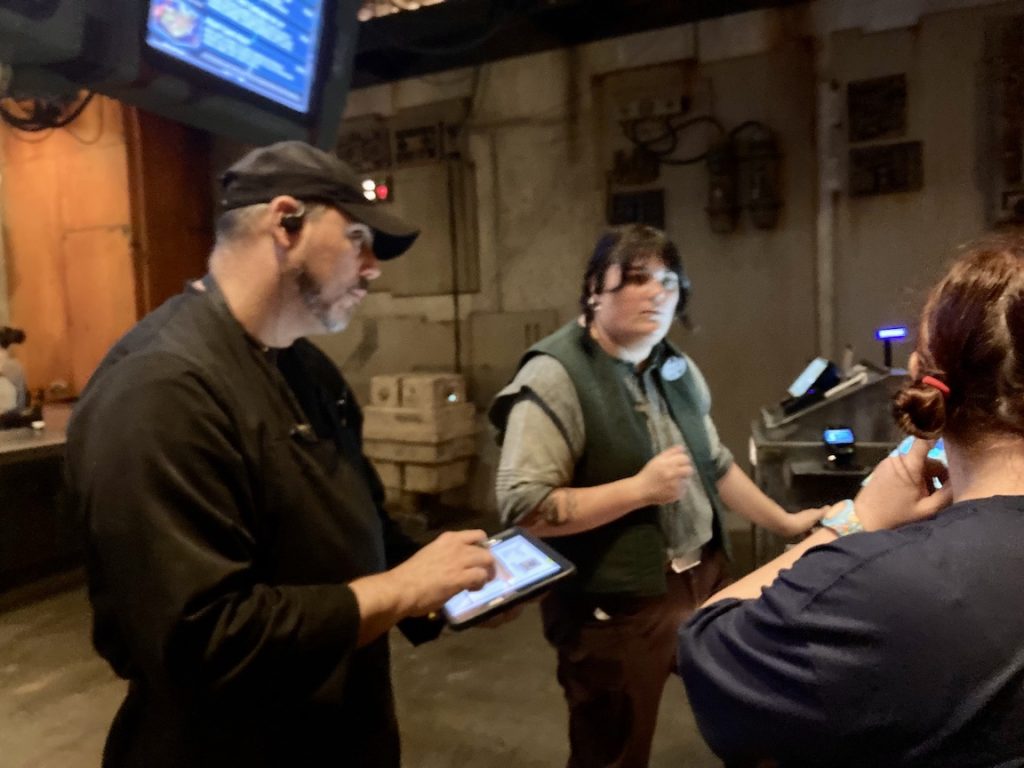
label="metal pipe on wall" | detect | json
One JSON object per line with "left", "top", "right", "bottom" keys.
{"left": 446, "top": 158, "right": 462, "bottom": 373}
{"left": 814, "top": 36, "right": 841, "bottom": 359}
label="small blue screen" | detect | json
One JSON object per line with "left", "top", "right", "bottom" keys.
{"left": 823, "top": 428, "right": 855, "bottom": 445}
{"left": 875, "top": 326, "right": 908, "bottom": 341}
{"left": 146, "top": 0, "right": 324, "bottom": 114}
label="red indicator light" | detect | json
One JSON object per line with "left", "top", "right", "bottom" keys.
{"left": 375, "top": 184, "right": 389, "bottom": 200}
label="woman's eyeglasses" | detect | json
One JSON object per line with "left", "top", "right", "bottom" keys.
{"left": 621, "top": 269, "right": 681, "bottom": 292}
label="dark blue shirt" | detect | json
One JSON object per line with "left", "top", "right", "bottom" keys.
{"left": 678, "top": 496, "right": 1024, "bottom": 767}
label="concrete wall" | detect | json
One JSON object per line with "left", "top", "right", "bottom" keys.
{"left": 829, "top": 2, "right": 1024, "bottom": 367}
{"left": 312, "top": 0, "right": 1021, "bottom": 517}
{"left": 334, "top": 11, "right": 818, "bottom": 451}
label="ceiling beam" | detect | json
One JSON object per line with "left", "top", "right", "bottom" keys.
{"left": 352, "top": 0, "right": 804, "bottom": 88}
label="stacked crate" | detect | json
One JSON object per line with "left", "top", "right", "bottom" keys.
{"left": 363, "top": 372, "right": 476, "bottom": 497}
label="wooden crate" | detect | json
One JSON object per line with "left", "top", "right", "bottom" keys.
{"left": 369, "top": 372, "right": 466, "bottom": 409}
{"left": 400, "top": 373, "right": 467, "bottom": 410}
{"left": 362, "top": 403, "right": 476, "bottom": 442}
{"left": 370, "top": 459, "right": 402, "bottom": 490}
{"left": 370, "top": 374, "right": 403, "bottom": 407}
{"left": 363, "top": 435, "right": 476, "bottom": 464}
{"left": 404, "top": 459, "right": 470, "bottom": 493}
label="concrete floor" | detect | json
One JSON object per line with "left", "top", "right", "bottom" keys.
{"left": 0, "top": 581, "right": 720, "bottom": 768}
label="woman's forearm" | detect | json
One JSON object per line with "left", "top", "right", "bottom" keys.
{"left": 519, "top": 478, "right": 650, "bottom": 537}
{"left": 717, "top": 464, "right": 791, "bottom": 534}
{"left": 702, "top": 528, "right": 837, "bottom": 606}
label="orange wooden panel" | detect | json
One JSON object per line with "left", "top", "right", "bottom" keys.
{"left": 54, "top": 95, "right": 127, "bottom": 151}
{"left": 1, "top": 95, "right": 124, "bottom": 166}
{"left": 58, "top": 143, "right": 132, "bottom": 232}
{"left": 2, "top": 123, "right": 56, "bottom": 167}
{"left": 61, "top": 227, "right": 138, "bottom": 393}
{"left": 2, "top": 98, "right": 134, "bottom": 395}
{"left": 3, "top": 152, "right": 73, "bottom": 394}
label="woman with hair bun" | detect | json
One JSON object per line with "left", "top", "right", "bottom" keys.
{"left": 677, "top": 233, "right": 1024, "bottom": 767}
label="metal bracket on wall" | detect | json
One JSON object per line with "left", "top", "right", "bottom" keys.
{"left": 335, "top": 116, "right": 392, "bottom": 173}
{"left": 395, "top": 124, "right": 441, "bottom": 165}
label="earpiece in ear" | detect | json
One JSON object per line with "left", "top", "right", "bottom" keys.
{"left": 280, "top": 204, "right": 306, "bottom": 234}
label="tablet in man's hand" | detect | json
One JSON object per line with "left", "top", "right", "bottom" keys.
{"left": 443, "top": 527, "right": 575, "bottom": 630}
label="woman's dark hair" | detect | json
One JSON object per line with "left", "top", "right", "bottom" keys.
{"left": 893, "top": 231, "right": 1024, "bottom": 442}
{"left": 0, "top": 326, "right": 25, "bottom": 349}
{"left": 579, "top": 224, "right": 692, "bottom": 327}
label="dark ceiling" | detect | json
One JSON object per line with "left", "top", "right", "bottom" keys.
{"left": 352, "top": 0, "right": 804, "bottom": 88}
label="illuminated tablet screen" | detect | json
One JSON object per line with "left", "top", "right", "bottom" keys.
{"left": 146, "top": 0, "right": 325, "bottom": 114}
{"left": 444, "top": 534, "right": 563, "bottom": 622}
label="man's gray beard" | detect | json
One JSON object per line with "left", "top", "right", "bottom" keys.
{"left": 296, "top": 268, "right": 348, "bottom": 333}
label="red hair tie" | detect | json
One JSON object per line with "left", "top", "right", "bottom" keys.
{"left": 921, "top": 375, "right": 950, "bottom": 396}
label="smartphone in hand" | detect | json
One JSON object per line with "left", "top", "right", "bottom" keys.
{"left": 864, "top": 436, "right": 948, "bottom": 491}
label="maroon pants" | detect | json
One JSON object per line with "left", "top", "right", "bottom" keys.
{"left": 540, "top": 549, "right": 730, "bottom": 768}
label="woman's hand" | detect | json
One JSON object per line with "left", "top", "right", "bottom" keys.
{"left": 853, "top": 438, "right": 953, "bottom": 531}
{"left": 776, "top": 504, "right": 830, "bottom": 538}
{"left": 635, "top": 445, "right": 694, "bottom": 505}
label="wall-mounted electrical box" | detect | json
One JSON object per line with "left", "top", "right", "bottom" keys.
{"left": 394, "top": 124, "right": 441, "bottom": 165}
{"left": 845, "top": 72, "right": 922, "bottom": 198}
{"left": 847, "top": 75, "right": 907, "bottom": 143}
{"left": 982, "top": 16, "right": 1024, "bottom": 226}
{"left": 607, "top": 189, "right": 665, "bottom": 229}
{"left": 335, "top": 116, "right": 392, "bottom": 173}
{"left": 849, "top": 142, "right": 923, "bottom": 197}
{"left": 335, "top": 99, "right": 479, "bottom": 297}
{"left": 600, "top": 61, "right": 699, "bottom": 229}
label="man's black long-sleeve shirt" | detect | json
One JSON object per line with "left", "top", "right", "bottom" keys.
{"left": 67, "top": 279, "right": 434, "bottom": 767}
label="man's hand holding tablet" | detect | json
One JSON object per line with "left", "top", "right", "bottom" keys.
{"left": 443, "top": 527, "right": 576, "bottom": 630}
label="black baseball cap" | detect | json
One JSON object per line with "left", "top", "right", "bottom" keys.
{"left": 219, "top": 141, "right": 419, "bottom": 260}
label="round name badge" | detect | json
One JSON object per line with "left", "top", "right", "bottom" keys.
{"left": 661, "top": 356, "right": 687, "bottom": 381}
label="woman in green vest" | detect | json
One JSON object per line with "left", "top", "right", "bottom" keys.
{"left": 489, "top": 224, "right": 825, "bottom": 768}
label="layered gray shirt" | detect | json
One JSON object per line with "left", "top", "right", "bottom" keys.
{"left": 495, "top": 352, "right": 733, "bottom": 561}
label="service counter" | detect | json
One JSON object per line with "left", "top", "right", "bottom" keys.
{"left": 750, "top": 369, "right": 904, "bottom": 564}
{"left": 0, "top": 407, "right": 80, "bottom": 592}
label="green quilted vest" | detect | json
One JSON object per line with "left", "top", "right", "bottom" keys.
{"left": 491, "top": 321, "right": 731, "bottom": 596}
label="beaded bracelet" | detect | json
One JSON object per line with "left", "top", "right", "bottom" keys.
{"left": 820, "top": 498, "right": 865, "bottom": 536}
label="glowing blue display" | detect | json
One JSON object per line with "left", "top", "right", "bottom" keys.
{"left": 787, "top": 357, "right": 829, "bottom": 398}
{"left": 823, "top": 428, "right": 855, "bottom": 446}
{"left": 875, "top": 326, "right": 908, "bottom": 341}
{"left": 146, "top": 0, "right": 324, "bottom": 114}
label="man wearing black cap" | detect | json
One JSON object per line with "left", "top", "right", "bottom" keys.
{"left": 67, "top": 141, "right": 495, "bottom": 768}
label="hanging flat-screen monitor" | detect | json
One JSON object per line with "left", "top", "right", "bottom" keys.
{"left": 145, "top": 0, "right": 325, "bottom": 115}
{"left": 5, "top": 0, "right": 359, "bottom": 148}
{"left": 0, "top": 0, "right": 86, "bottom": 66}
